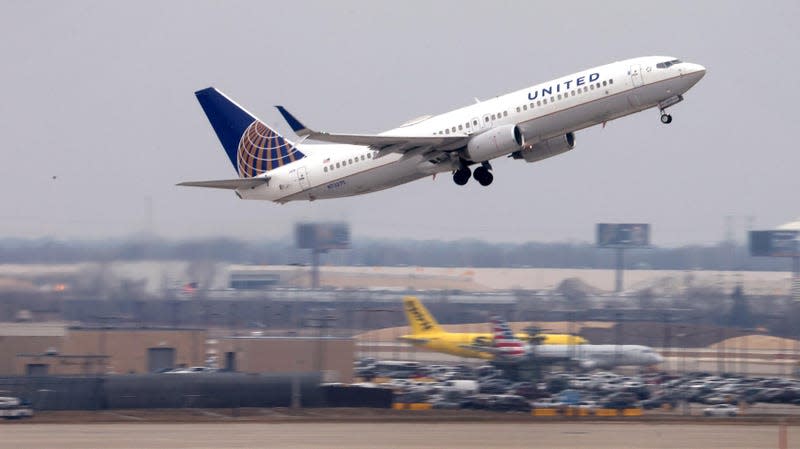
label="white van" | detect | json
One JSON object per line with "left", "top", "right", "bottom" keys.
{"left": 440, "top": 380, "right": 478, "bottom": 396}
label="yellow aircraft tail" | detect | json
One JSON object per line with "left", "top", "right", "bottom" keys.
{"left": 403, "top": 296, "right": 443, "bottom": 335}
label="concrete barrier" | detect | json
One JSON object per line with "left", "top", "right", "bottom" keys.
{"left": 594, "top": 408, "right": 618, "bottom": 417}
{"left": 532, "top": 408, "right": 558, "bottom": 417}
{"left": 622, "top": 408, "right": 643, "bottom": 417}
{"left": 392, "top": 402, "right": 432, "bottom": 410}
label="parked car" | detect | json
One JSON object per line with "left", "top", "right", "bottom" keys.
{"left": 641, "top": 396, "right": 677, "bottom": 410}
{"left": 479, "top": 379, "right": 511, "bottom": 394}
{"left": 602, "top": 392, "right": 638, "bottom": 409}
{"left": 532, "top": 397, "right": 564, "bottom": 409}
{"left": 489, "top": 395, "right": 532, "bottom": 412}
{"left": 0, "top": 397, "right": 33, "bottom": 420}
{"left": 460, "top": 394, "right": 493, "bottom": 410}
{"left": 703, "top": 404, "right": 738, "bottom": 417}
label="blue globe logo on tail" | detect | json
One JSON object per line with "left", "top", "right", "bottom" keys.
{"left": 195, "top": 87, "right": 305, "bottom": 178}
{"left": 238, "top": 121, "right": 304, "bottom": 178}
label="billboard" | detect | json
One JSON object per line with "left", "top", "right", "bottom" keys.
{"left": 596, "top": 223, "right": 650, "bottom": 247}
{"left": 295, "top": 223, "right": 350, "bottom": 250}
{"left": 749, "top": 230, "right": 800, "bottom": 257}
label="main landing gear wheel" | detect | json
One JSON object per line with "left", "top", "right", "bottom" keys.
{"left": 453, "top": 167, "right": 471, "bottom": 185}
{"left": 660, "top": 113, "right": 673, "bottom": 124}
{"left": 473, "top": 166, "right": 494, "bottom": 186}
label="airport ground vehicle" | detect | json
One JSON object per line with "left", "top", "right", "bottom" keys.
{"left": 703, "top": 404, "right": 738, "bottom": 417}
{"left": 0, "top": 397, "right": 33, "bottom": 420}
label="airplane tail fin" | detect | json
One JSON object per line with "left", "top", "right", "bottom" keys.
{"left": 490, "top": 316, "right": 527, "bottom": 358}
{"left": 194, "top": 87, "right": 305, "bottom": 178}
{"left": 403, "top": 296, "right": 443, "bottom": 335}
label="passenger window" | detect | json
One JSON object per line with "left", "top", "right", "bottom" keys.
{"left": 465, "top": 122, "right": 470, "bottom": 128}
{"left": 330, "top": 165, "right": 334, "bottom": 170}
{"left": 348, "top": 158, "right": 353, "bottom": 164}
{"left": 523, "top": 104, "right": 527, "bottom": 110}
{"left": 557, "top": 94, "right": 562, "bottom": 100}
{"left": 361, "top": 155, "right": 365, "bottom": 161}
{"left": 485, "top": 117, "right": 489, "bottom": 122}
{"left": 491, "top": 114, "right": 496, "bottom": 120}
{"left": 336, "top": 162, "right": 340, "bottom": 168}
{"left": 609, "top": 78, "right": 614, "bottom": 84}
{"left": 532, "top": 102, "right": 536, "bottom": 108}
{"left": 602, "top": 81, "right": 607, "bottom": 87}
{"left": 584, "top": 86, "right": 588, "bottom": 92}
{"left": 590, "top": 84, "right": 594, "bottom": 90}
{"left": 474, "top": 120, "right": 479, "bottom": 126}
{"left": 538, "top": 100, "right": 542, "bottom": 106}
{"left": 503, "top": 111, "right": 508, "bottom": 117}
{"left": 445, "top": 129, "right": 450, "bottom": 134}
{"left": 458, "top": 124, "right": 463, "bottom": 131}
{"left": 451, "top": 126, "right": 456, "bottom": 132}
{"left": 516, "top": 107, "right": 520, "bottom": 113}
{"left": 324, "top": 167, "right": 328, "bottom": 172}
{"left": 367, "top": 153, "right": 372, "bottom": 158}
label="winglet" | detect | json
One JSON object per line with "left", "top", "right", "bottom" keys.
{"left": 275, "top": 105, "right": 311, "bottom": 137}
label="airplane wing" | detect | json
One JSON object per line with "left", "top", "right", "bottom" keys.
{"left": 276, "top": 106, "right": 468, "bottom": 157}
{"left": 176, "top": 177, "right": 269, "bottom": 190}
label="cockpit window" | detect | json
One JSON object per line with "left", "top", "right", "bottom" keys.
{"left": 656, "top": 59, "right": 683, "bottom": 69}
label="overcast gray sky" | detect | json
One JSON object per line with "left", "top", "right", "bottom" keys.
{"left": 1, "top": 1, "right": 797, "bottom": 246}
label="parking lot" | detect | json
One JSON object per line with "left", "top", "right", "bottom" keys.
{"left": 357, "top": 358, "right": 800, "bottom": 416}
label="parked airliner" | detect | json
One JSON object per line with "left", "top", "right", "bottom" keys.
{"left": 467, "top": 316, "right": 664, "bottom": 369}
{"left": 180, "top": 56, "right": 705, "bottom": 202}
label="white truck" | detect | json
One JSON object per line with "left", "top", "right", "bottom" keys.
{"left": 0, "top": 396, "right": 34, "bottom": 420}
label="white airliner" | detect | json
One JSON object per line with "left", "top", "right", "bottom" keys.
{"left": 180, "top": 56, "right": 705, "bottom": 202}
{"left": 467, "top": 316, "right": 664, "bottom": 370}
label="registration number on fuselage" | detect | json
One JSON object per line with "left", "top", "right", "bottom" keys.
{"left": 327, "top": 180, "right": 346, "bottom": 190}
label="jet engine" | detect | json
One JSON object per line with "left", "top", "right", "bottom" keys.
{"left": 462, "top": 124, "right": 524, "bottom": 162}
{"left": 512, "top": 132, "right": 575, "bottom": 163}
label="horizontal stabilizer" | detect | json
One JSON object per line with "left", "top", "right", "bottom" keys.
{"left": 176, "top": 177, "right": 269, "bottom": 190}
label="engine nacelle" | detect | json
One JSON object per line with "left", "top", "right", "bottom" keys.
{"left": 462, "top": 124, "right": 524, "bottom": 162}
{"left": 512, "top": 132, "right": 575, "bottom": 163}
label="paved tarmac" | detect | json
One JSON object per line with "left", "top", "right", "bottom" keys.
{"left": 0, "top": 422, "right": 796, "bottom": 449}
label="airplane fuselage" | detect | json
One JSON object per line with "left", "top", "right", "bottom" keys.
{"left": 532, "top": 344, "right": 664, "bottom": 369}
{"left": 235, "top": 56, "right": 705, "bottom": 203}
{"left": 401, "top": 331, "right": 587, "bottom": 360}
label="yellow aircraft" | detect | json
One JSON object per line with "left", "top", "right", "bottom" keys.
{"left": 398, "top": 296, "right": 587, "bottom": 360}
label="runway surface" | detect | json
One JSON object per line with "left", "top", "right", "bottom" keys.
{"left": 0, "top": 422, "right": 795, "bottom": 449}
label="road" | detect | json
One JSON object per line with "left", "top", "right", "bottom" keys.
{"left": 0, "top": 422, "right": 795, "bottom": 449}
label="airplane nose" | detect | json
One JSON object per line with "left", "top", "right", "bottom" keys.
{"left": 683, "top": 63, "right": 706, "bottom": 79}
{"left": 692, "top": 63, "right": 707, "bottom": 78}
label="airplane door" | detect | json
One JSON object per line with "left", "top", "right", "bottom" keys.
{"left": 296, "top": 166, "right": 310, "bottom": 190}
{"left": 629, "top": 65, "right": 644, "bottom": 87}
{"left": 469, "top": 117, "right": 479, "bottom": 134}
{"left": 479, "top": 114, "right": 491, "bottom": 131}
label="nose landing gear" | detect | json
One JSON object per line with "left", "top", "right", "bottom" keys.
{"left": 660, "top": 113, "right": 673, "bottom": 124}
